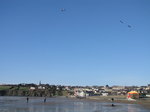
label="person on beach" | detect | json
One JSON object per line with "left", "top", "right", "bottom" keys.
{"left": 111, "top": 98, "right": 114, "bottom": 102}
{"left": 44, "top": 97, "right": 46, "bottom": 103}
{"left": 26, "top": 97, "right": 29, "bottom": 103}
{"left": 111, "top": 98, "right": 115, "bottom": 107}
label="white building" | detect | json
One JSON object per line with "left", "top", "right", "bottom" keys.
{"left": 38, "top": 86, "right": 45, "bottom": 89}
{"left": 102, "top": 93, "right": 109, "bottom": 96}
{"left": 74, "top": 88, "right": 86, "bottom": 98}
{"left": 30, "top": 87, "right": 36, "bottom": 90}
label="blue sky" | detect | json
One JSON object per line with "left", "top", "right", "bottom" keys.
{"left": 0, "top": 0, "right": 150, "bottom": 86}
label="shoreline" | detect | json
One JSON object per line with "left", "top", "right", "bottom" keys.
{"left": 84, "top": 96, "right": 150, "bottom": 110}
{"left": 1, "top": 95, "right": 150, "bottom": 110}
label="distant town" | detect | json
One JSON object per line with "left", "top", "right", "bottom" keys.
{"left": 0, "top": 82, "right": 150, "bottom": 99}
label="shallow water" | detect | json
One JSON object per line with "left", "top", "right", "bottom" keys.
{"left": 0, "top": 96, "right": 149, "bottom": 112}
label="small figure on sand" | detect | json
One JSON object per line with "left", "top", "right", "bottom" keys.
{"left": 26, "top": 97, "right": 29, "bottom": 103}
{"left": 111, "top": 98, "right": 114, "bottom": 102}
{"left": 111, "top": 98, "right": 115, "bottom": 107}
{"left": 111, "top": 104, "right": 115, "bottom": 107}
{"left": 44, "top": 97, "right": 46, "bottom": 103}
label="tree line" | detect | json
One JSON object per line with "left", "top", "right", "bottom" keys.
{"left": 0, "top": 84, "right": 70, "bottom": 97}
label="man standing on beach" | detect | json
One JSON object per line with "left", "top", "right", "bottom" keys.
{"left": 44, "top": 97, "right": 46, "bottom": 103}
{"left": 26, "top": 97, "right": 29, "bottom": 103}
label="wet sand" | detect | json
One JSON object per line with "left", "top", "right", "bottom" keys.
{"left": 35, "top": 96, "right": 150, "bottom": 110}
{"left": 16, "top": 96, "right": 150, "bottom": 110}
{"left": 1, "top": 96, "right": 150, "bottom": 112}
{"left": 85, "top": 96, "right": 150, "bottom": 110}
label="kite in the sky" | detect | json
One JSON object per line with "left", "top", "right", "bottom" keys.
{"left": 120, "top": 20, "right": 124, "bottom": 24}
{"left": 127, "top": 25, "right": 132, "bottom": 28}
{"left": 120, "top": 20, "right": 132, "bottom": 28}
{"left": 61, "top": 8, "right": 66, "bottom": 12}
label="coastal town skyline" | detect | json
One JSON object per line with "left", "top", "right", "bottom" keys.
{"left": 0, "top": 82, "right": 150, "bottom": 87}
{"left": 0, "top": 81, "right": 150, "bottom": 87}
{"left": 1, "top": 0, "right": 150, "bottom": 86}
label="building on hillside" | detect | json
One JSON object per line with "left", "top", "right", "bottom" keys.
{"left": 74, "top": 88, "right": 86, "bottom": 98}
{"left": 30, "top": 87, "right": 36, "bottom": 90}
{"left": 38, "top": 86, "right": 45, "bottom": 90}
{"left": 112, "top": 86, "right": 125, "bottom": 91}
{"left": 102, "top": 92, "right": 109, "bottom": 96}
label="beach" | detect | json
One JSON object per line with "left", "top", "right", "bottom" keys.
{"left": 1, "top": 96, "right": 150, "bottom": 112}
{"left": 86, "top": 95, "right": 150, "bottom": 110}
